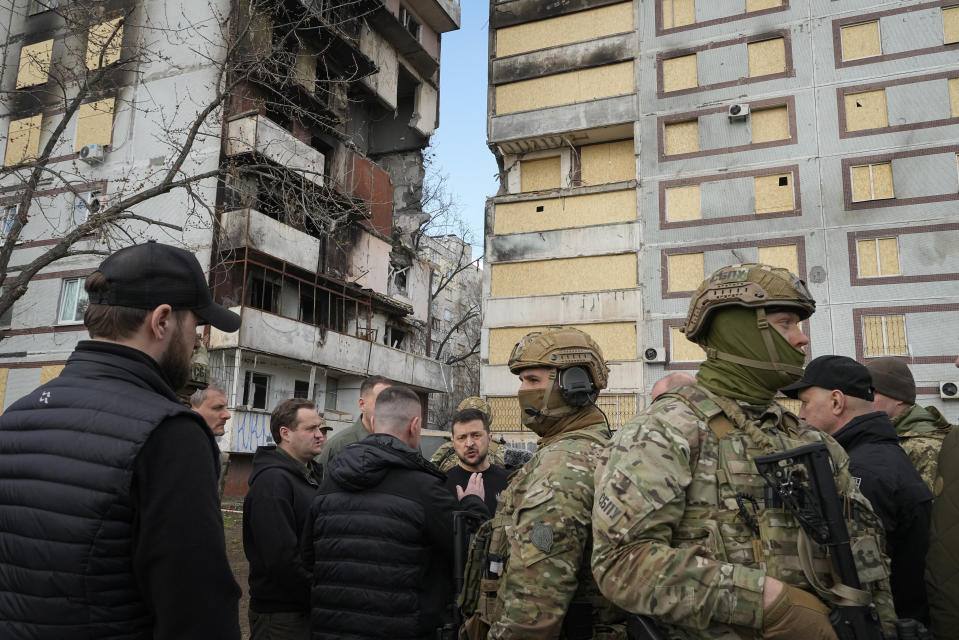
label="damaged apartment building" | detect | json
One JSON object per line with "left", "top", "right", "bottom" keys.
{"left": 0, "top": 0, "right": 463, "bottom": 479}
{"left": 483, "top": 0, "right": 959, "bottom": 438}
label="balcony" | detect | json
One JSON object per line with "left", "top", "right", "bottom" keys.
{"left": 405, "top": 0, "right": 460, "bottom": 33}
{"left": 225, "top": 114, "right": 325, "bottom": 186}
{"left": 209, "top": 307, "right": 451, "bottom": 393}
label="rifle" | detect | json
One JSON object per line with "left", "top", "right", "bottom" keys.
{"left": 754, "top": 442, "right": 884, "bottom": 640}
{"left": 438, "top": 511, "right": 487, "bottom": 640}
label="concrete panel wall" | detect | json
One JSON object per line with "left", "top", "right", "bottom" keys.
{"left": 488, "top": 321, "right": 636, "bottom": 364}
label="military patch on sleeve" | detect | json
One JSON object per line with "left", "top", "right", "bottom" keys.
{"left": 530, "top": 522, "right": 554, "bottom": 553}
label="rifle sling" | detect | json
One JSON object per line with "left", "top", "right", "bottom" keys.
{"left": 797, "top": 528, "right": 871, "bottom": 607}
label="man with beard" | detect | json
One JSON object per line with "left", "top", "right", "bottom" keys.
{"left": 444, "top": 407, "right": 510, "bottom": 515}
{"left": 0, "top": 241, "right": 242, "bottom": 639}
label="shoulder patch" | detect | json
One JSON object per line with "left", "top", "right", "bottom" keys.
{"left": 530, "top": 522, "right": 553, "bottom": 553}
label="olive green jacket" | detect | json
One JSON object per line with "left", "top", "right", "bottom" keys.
{"left": 892, "top": 404, "right": 953, "bottom": 493}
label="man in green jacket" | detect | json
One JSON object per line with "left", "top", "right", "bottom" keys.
{"left": 318, "top": 375, "right": 391, "bottom": 466}
{"left": 866, "top": 357, "right": 953, "bottom": 492}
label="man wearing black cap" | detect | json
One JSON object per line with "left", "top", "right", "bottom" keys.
{"left": 783, "top": 354, "right": 933, "bottom": 624}
{"left": 0, "top": 241, "right": 242, "bottom": 639}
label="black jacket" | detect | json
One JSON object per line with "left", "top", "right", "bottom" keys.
{"left": 244, "top": 445, "right": 320, "bottom": 613}
{"left": 304, "top": 433, "right": 489, "bottom": 639}
{"left": 0, "top": 340, "right": 240, "bottom": 640}
{"left": 833, "top": 411, "right": 933, "bottom": 623}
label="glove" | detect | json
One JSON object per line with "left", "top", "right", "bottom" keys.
{"left": 762, "top": 584, "right": 838, "bottom": 640}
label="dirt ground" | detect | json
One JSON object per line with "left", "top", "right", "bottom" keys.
{"left": 223, "top": 504, "right": 251, "bottom": 640}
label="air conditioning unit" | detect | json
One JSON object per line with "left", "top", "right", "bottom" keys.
{"left": 79, "top": 144, "right": 105, "bottom": 165}
{"left": 728, "top": 104, "right": 750, "bottom": 121}
{"left": 940, "top": 381, "right": 959, "bottom": 399}
{"left": 643, "top": 347, "right": 666, "bottom": 363}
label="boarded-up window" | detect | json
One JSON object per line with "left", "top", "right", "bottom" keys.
{"left": 662, "top": 54, "right": 697, "bottom": 92}
{"left": 844, "top": 89, "right": 888, "bottom": 132}
{"left": 521, "top": 156, "right": 561, "bottom": 192}
{"left": 748, "top": 38, "right": 786, "bottom": 77}
{"left": 87, "top": 18, "right": 124, "bottom": 69}
{"left": 488, "top": 397, "right": 522, "bottom": 432}
{"left": 754, "top": 174, "right": 794, "bottom": 213}
{"left": 16, "top": 39, "right": 53, "bottom": 88}
{"left": 666, "top": 184, "right": 701, "bottom": 221}
{"left": 39, "top": 365, "right": 64, "bottom": 384}
{"left": 4, "top": 115, "right": 43, "bottom": 166}
{"left": 851, "top": 163, "right": 894, "bottom": 201}
{"left": 751, "top": 106, "right": 790, "bottom": 143}
{"left": 757, "top": 244, "right": 798, "bottom": 276}
{"left": 662, "top": 0, "right": 695, "bottom": 29}
{"left": 496, "top": 3, "right": 634, "bottom": 58}
{"left": 944, "top": 6, "right": 959, "bottom": 44}
{"left": 949, "top": 77, "right": 959, "bottom": 117}
{"left": 491, "top": 253, "right": 637, "bottom": 297}
{"left": 489, "top": 322, "right": 636, "bottom": 364}
{"left": 841, "top": 22, "right": 881, "bottom": 60}
{"left": 857, "top": 237, "right": 900, "bottom": 277}
{"left": 664, "top": 120, "right": 699, "bottom": 155}
{"left": 667, "top": 252, "right": 704, "bottom": 292}
{"left": 746, "top": 0, "right": 782, "bottom": 11}
{"left": 0, "top": 368, "right": 8, "bottom": 414}
{"left": 495, "top": 61, "right": 634, "bottom": 115}
{"left": 580, "top": 140, "right": 634, "bottom": 185}
{"left": 671, "top": 326, "right": 705, "bottom": 361}
{"left": 75, "top": 98, "right": 115, "bottom": 151}
{"left": 863, "top": 315, "right": 907, "bottom": 357}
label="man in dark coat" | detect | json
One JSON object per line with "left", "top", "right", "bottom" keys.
{"left": 0, "top": 242, "right": 242, "bottom": 639}
{"left": 783, "top": 355, "right": 933, "bottom": 624}
{"left": 303, "top": 385, "right": 488, "bottom": 639}
{"left": 244, "top": 398, "right": 328, "bottom": 639}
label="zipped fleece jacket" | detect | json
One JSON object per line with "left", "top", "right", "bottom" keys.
{"left": 304, "top": 433, "right": 489, "bottom": 639}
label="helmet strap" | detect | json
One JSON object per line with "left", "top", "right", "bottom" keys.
{"left": 703, "top": 308, "right": 804, "bottom": 382}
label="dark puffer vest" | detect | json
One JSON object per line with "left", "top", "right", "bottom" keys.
{"left": 305, "top": 433, "right": 488, "bottom": 640}
{"left": 0, "top": 341, "right": 216, "bottom": 639}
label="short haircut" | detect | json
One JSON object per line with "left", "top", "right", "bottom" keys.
{"left": 83, "top": 271, "right": 151, "bottom": 340}
{"left": 372, "top": 386, "right": 421, "bottom": 433}
{"left": 189, "top": 380, "right": 227, "bottom": 408}
{"left": 360, "top": 375, "right": 392, "bottom": 397}
{"left": 450, "top": 408, "right": 490, "bottom": 433}
{"left": 270, "top": 397, "right": 314, "bottom": 443}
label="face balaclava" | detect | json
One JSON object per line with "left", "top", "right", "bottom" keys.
{"left": 696, "top": 307, "right": 806, "bottom": 405}
{"left": 517, "top": 369, "right": 604, "bottom": 440}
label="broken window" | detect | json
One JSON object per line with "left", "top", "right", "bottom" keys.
{"left": 399, "top": 6, "right": 420, "bottom": 40}
{"left": 294, "top": 379, "right": 310, "bottom": 398}
{"left": 57, "top": 277, "right": 88, "bottom": 324}
{"left": 243, "top": 371, "right": 270, "bottom": 410}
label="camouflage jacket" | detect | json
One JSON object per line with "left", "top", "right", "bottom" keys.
{"left": 892, "top": 404, "right": 953, "bottom": 493}
{"left": 487, "top": 421, "right": 625, "bottom": 639}
{"left": 431, "top": 440, "right": 506, "bottom": 473}
{"left": 591, "top": 384, "right": 895, "bottom": 640}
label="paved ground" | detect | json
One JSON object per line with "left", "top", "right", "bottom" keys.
{"left": 223, "top": 504, "right": 251, "bottom": 639}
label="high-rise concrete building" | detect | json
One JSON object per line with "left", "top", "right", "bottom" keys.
{"left": 482, "top": 0, "right": 959, "bottom": 438}
{"left": 0, "top": 0, "right": 463, "bottom": 485}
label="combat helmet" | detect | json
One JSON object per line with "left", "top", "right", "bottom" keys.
{"left": 682, "top": 263, "right": 815, "bottom": 383}
{"left": 508, "top": 326, "right": 609, "bottom": 391}
{"left": 457, "top": 395, "right": 492, "bottom": 418}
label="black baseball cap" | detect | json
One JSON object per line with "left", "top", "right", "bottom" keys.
{"left": 781, "top": 355, "right": 874, "bottom": 400}
{"left": 89, "top": 241, "right": 241, "bottom": 332}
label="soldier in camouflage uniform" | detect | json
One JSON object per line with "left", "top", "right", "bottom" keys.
{"left": 866, "top": 357, "right": 954, "bottom": 493}
{"left": 461, "top": 327, "right": 625, "bottom": 639}
{"left": 591, "top": 264, "right": 895, "bottom": 640}
{"left": 431, "top": 397, "right": 506, "bottom": 472}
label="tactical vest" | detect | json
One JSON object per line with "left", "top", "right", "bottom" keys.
{"left": 458, "top": 427, "right": 623, "bottom": 640}
{"left": 658, "top": 386, "right": 894, "bottom": 637}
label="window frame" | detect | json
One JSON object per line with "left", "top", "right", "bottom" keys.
{"left": 840, "top": 20, "right": 882, "bottom": 62}
{"left": 850, "top": 162, "right": 895, "bottom": 202}
{"left": 856, "top": 236, "right": 900, "bottom": 278}
{"left": 242, "top": 371, "right": 271, "bottom": 410}
{"left": 862, "top": 314, "right": 908, "bottom": 357}
{"left": 56, "top": 277, "right": 89, "bottom": 325}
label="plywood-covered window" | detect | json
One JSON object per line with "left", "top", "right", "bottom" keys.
{"left": 520, "top": 156, "right": 561, "bottom": 192}
{"left": 662, "top": 54, "right": 697, "bottom": 92}
{"left": 86, "top": 18, "right": 124, "bottom": 69}
{"left": 74, "top": 98, "right": 115, "bottom": 151}
{"left": 746, "top": 0, "right": 782, "bottom": 11}
{"left": 671, "top": 326, "right": 705, "bottom": 361}
{"left": 851, "top": 162, "right": 895, "bottom": 202}
{"left": 757, "top": 244, "right": 798, "bottom": 276}
{"left": 0, "top": 368, "right": 8, "bottom": 413}
{"left": 667, "top": 252, "right": 704, "bottom": 292}
{"left": 754, "top": 174, "right": 794, "bottom": 214}
{"left": 664, "top": 120, "right": 699, "bottom": 155}
{"left": 949, "top": 77, "right": 959, "bottom": 117}
{"left": 495, "top": 2, "right": 634, "bottom": 58}
{"left": 748, "top": 38, "right": 786, "bottom": 77}
{"left": 863, "top": 314, "right": 907, "bottom": 357}
{"left": 4, "top": 115, "right": 43, "bottom": 167}
{"left": 580, "top": 140, "right": 634, "bottom": 185}
{"left": 662, "top": 0, "right": 695, "bottom": 29}
{"left": 844, "top": 89, "right": 888, "bottom": 132}
{"left": 488, "top": 396, "right": 522, "bottom": 432}
{"left": 943, "top": 6, "right": 959, "bottom": 44}
{"left": 16, "top": 40, "right": 53, "bottom": 88}
{"left": 665, "top": 184, "right": 701, "bottom": 221}
{"left": 751, "top": 106, "right": 790, "bottom": 143}
{"left": 857, "top": 237, "right": 900, "bottom": 277}
{"left": 841, "top": 21, "right": 881, "bottom": 60}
